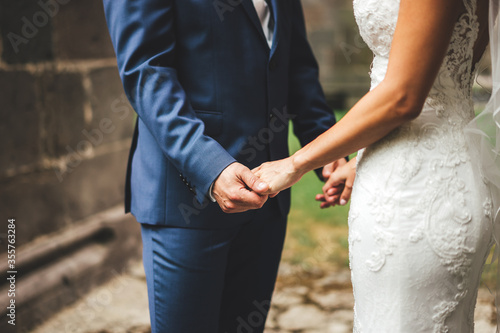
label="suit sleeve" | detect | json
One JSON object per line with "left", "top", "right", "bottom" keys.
{"left": 102, "top": 0, "right": 236, "bottom": 203}
{"left": 287, "top": 0, "right": 342, "bottom": 178}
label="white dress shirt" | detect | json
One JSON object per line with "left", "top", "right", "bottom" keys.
{"left": 253, "top": 0, "right": 274, "bottom": 48}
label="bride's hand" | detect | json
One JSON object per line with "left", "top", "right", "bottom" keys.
{"left": 316, "top": 157, "right": 356, "bottom": 208}
{"left": 252, "top": 156, "right": 306, "bottom": 195}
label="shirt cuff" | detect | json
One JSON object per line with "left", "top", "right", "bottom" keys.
{"left": 208, "top": 182, "right": 216, "bottom": 202}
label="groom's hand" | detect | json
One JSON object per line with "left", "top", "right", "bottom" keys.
{"left": 213, "top": 162, "right": 270, "bottom": 213}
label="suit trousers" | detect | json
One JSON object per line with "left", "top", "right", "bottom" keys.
{"left": 140, "top": 198, "right": 287, "bottom": 333}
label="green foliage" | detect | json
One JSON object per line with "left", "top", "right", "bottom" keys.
{"left": 288, "top": 110, "right": 352, "bottom": 227}
{"left": 284, "top": 111, "right": 351, "bottom": 270}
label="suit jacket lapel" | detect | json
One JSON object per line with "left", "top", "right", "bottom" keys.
{"left": 241, "top": 0, "right": 269, "bottom": 46}
{"left": 241, "top": 0, "right": 280, "bottom": 54}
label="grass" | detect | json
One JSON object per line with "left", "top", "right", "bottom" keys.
{"left": 284, "top": 111, "right": 351, "bottom": 272}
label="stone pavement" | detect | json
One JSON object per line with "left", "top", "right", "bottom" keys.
{"left": 31, "top": 260, "right": 497, "bottom": 333}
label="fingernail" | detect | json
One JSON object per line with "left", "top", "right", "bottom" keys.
{"left": 257, "top": 182, "right": 267, "bottom": 190}
{"left": 340, "top": 199, "right": 347, "bottom": 206}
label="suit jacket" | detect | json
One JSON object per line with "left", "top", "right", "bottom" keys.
{"left": 102, "top": 0, "right": 337, "bottom": 227}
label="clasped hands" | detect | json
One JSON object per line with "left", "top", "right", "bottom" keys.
{"left": 212, "top": 157, "right": 356, "bottom": 213}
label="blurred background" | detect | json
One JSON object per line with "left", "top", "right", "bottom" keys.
{"left": 0, "top": 0, "right": 494, "bottom": 332}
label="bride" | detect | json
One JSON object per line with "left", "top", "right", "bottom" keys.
{"left": 253, "top": 0, "right": 500, "bottom": 331}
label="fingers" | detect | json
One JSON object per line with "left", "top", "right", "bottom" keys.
{"left": 319, "top": 159, "right": 352, "bottom": 208}
{"left": 322, "top": 171, "right": 344, "bottom": 195}
{"left": 240, "top": 167, "right": 269, "bottom": 194}
{"left": 326, "top": 187, "right": 342, "bottom": 196}
{"left": 252, "top": 160, "right": 294, "bottom": 195}
{"left": 219, "top": 188, "right": 268, "bottom": 213}
{"left": 251, "top": 165, "right": 261, "bottom": 176}
{"left": 320, "top": 201, "right": 334, "bottom": 209}
{"left": 324, "top": 169, "right": 355, "bottom": 207}
{"left": 316, "top": 194, "right": 332, "bottom": 209}
{"left": 339, "top": 173, "right": 355, "bottom": 206}
{"left": 325, "top": 193, "right": 341, "bottom": 206}
{"left": 323, "top": 158, "right": 347, "bottom": 179}
{"left": 214, "top": 163, "right": 269, "bottom": 213}
{"left": 322, "top": 161, "right": 337, "bottom": 179}
{"left": 315, "top": 192, "right": 339, "bottom": 208}
{"left": 315, "top": 193, "right": 325, "bottom": 201}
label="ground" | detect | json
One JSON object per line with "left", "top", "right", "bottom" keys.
{"left": 31, "top": 259, "right": 497, "bottom": 333}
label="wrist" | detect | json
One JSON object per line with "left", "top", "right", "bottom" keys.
{"left": 291, "top": 151, "right": 311, "bottom": 176}
{"left": 208, "top": 182, "right": 216, "bottom": 202}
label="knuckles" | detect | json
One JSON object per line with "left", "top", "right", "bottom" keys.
{"left": 227, "top": 192, "right": 241, "bottom": 202}
{"left": 224, "top": 201, "right": 235, "bottom": 211}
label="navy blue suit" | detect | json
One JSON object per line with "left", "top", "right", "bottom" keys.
{"left": 103, "top": 0, "right": 336, "bottom": 331}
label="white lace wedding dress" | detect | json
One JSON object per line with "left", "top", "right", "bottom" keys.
{"left": 349, "top": 0, "right": 494, "bottom": 331}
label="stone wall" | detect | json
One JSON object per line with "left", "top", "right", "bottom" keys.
{"left": 0, "top": 0, "right": 136, "bottom": 246}
{"left": 0, "top": 0, "right": 141, "bottom": 331}
{"left": 302, "top": 0, "right": 372, "bottom": 108}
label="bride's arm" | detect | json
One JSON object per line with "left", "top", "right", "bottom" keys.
{"left": 254, "top": 0, "right": 467, "bottom": 193}
{"left": 293, "top": 0, "right": 464, "bottom": 171}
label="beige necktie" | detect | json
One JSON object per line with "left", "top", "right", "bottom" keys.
{"left": 252, "top": 0, "right": 273, "bottom": 48}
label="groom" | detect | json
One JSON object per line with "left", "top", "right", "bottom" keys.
{"left": 103, "top": 0, "right": 346, "bottom": 332}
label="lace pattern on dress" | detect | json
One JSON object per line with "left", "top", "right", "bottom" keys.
{"left": 350, "top": 0, "right": 493, "bottom": 331}
{"left": 426, "top": 0, "right": 479, "bottom": 125}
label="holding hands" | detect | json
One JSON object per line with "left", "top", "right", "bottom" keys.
{"left": 316, "top": 157, "right": 356, "bottom": 208}
{"left": 213, "top": 158, "right": 356, "bottom": 213}
{"left": 212, "top": 162, "right": 270, "bottom": 213}
{"left": 251, "top": 157, "right": 355, "bottom": 207}
{"left": 251, "top": 156, "right": 306, "bottom": 196}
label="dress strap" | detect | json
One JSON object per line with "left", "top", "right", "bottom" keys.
{"left": 462, "top": 0, "right": 477, "bottom": 16}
